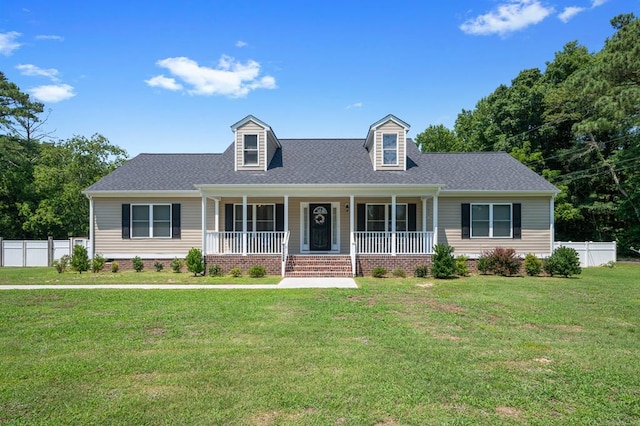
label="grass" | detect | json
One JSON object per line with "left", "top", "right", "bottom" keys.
{"left": 1, "top": 264, "right": 639, "bottom": 424}
{"left": 0, "top": 267, "right": 281, "bottom": 285}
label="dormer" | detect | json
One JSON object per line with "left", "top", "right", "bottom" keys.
{"left": 231, "top": 115, "right": 281, "bottom": 171}
{"left": 364, "top": 114, "right": 410, "bottom": 171}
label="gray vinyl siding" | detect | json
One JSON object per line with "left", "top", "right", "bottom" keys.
{"left": 375, "top": 121, "right": 406, "bottom": 171}
{"left": 93, "top": 197, "right": 202, "bottom": 257}
{"left": 235, "top": 121, "right": 266, "bottom": 171}
{"left": 438, "top": 196, "right": 552, "bottom": 256}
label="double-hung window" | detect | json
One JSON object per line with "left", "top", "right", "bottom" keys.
{"left": 131, "top": 204, "right": 171, "bottom": 238}
{"left": 243, "top": 134, "right": 258, "bottom": 165}
{"left": 471, "top": 204, "right": 512, "bottom": 238}
{"left": 366, "top": 204, "right": 407, "bottom": 231}
{"left": 382, "top": 133, "right": 398, "bottom": 165}
{"left": 233, "top": 204, "right": 275, "bottom": 232}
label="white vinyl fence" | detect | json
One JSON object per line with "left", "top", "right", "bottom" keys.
{"left": 0, "top": 238, "right": 89, "bottom": 267}
{"left": 553, "top": 241, "right": 616, "bottom": 267}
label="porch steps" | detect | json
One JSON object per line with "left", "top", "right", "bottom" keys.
{"left": 285, "top": 255, "right": 353, "bottom": 277}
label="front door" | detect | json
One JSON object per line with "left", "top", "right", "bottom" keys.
{"left": 309, "top": 203, "right": 331, "bottom": 251}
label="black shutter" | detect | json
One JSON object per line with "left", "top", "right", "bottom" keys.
{"left": 513, "top": 203, "right": 522, "bottom": 239}
{"left": 357, "top": 204, "right": 366, "bottom": 231}
{"left": 461, "top": 203, "right": 470, "bottom": 239}
{"left": 276, "top": 204, "right": 285, "bottom": 231}
{"left": 172, "top": 204, "right": 181, "bottom": 239}
{"left": 225, "top": 204, "right": 234, "bottom": 231}
{"left": 122, "top": 204, "right": 130, "bottom": 239}
{"left": 408, "top": 204, "right": 417, "bottom": 231}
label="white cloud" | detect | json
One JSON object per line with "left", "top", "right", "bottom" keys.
{"left": 0, "top": 31, "right": 22, "bottom": 55}
{"left": 145, "top": 75, "right": 183, "bottom": 91}
{"left": 35, "top": 34, "right": 64, "bottom": 41}
{"left": 559, "top": 6, "right": 585, "bottom": 22}
{"left": 16, "top": 64, "right": 60, "bottom": 81}
{"left": 591, "top": 0, "right": 608, "bottom": 6}
{"left": 236, "top": 40, "right": 248, "bottom": 47}
{"left": 149, "top": 55, "right": 276, "bottom": 97}
{"left": 29, "top": 84, "right": 75, "bottom": 103}
{"left": 460, "top": 0, "right": 553, "bottom": 36}
{"left": 346, "top": 102, "right": 363, "bottom": 109}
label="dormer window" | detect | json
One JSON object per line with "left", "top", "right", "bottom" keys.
{"left": 382, "top": 133, "right": 398, "bottom": 165}
{"left": 243, "top": 134, "right": 259, "bottom": 165}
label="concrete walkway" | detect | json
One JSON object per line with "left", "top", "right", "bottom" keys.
{"left": 0, "top": 277, "right": 358, "bottom": 290}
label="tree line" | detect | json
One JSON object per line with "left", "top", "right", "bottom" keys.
{"left": 415, "top": 14, "right": 640, "bottom": 255}
{"left": 1, "top": 71, "right": 127, "bottom": 240}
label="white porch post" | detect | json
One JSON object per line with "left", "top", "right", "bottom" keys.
{"left": 88, "top": 196, "right": 94, "bottom": 259}
{"left": 421, "top": 196, "right": 427, "bottom": 254}
{"left": 432, "top": 194, "right": 439, "bottom": 249}
{"left": 391, "top": 195, "right": 396, "bottom": 256}
{"left": 201, "top": 195, "right": 207, "bottom": 255}
{"left": 350, "top": 195, "right": 355, "bottom": 276}
{"left": 213, "top": 197, "right": 219, "bottom": 254}
{"left": 284, "top": 195, "right": 289, "bottom": 231}
{"left": 242, "top": 195, "right": 247, "bottom": 256}
{"left": 550, "top": 195, "right": 555, "bottom": 255}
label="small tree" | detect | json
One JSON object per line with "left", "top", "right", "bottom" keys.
{"left": 431, "top": 244, "right": 456, "bottom": 279}
{"left": 524, "top": 253, "right": 543, "bottom": 276}
{"left": 70, "top": 245, "right": 90, "bottom": 274}
{"left": 185, "top": 248, "right": 204, "bottom": 276}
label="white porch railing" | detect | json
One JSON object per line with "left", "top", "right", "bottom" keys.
{"left": 281, "top": 231, "right": 290, "bottom": 277}
{"left": 353, "top": 231, "right": 434, "bottom": 254}
{"left": 206, "top": 231, "right": 287, "bottom": 255}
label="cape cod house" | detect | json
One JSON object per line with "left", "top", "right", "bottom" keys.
{"left": 83, "top": 114, "right": 559, "bottom": 276}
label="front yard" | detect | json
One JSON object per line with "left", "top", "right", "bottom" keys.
{"left": 1, "top": 265, "right": 638, "bottom": 424}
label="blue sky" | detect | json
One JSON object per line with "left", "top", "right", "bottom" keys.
{"left": 1, "top": 0, "right": 637, "bottom": 157}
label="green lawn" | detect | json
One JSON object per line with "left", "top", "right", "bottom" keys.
{"left": 0, "top": 267, "right": 281, "bottom": 285}
{"left": 1, "top": 265, "right": 639, "bottom": 425}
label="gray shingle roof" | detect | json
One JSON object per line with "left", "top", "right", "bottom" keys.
{"left": 85, "top": 138, "right": 558, "bottom": 193}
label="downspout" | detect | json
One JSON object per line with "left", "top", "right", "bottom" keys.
{"left": 88, "top": 196, "right": 95, "bottom": 259}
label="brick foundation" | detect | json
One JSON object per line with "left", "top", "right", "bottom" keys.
{"left": 205, "top": 255, "right": 281, "bottom": 276}
{"left": 356, "top": 255, "right": 432, "bottom": 277}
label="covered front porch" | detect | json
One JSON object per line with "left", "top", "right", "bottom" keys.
{"left": 197, "top": 185, "right": 441, "bottom": 276}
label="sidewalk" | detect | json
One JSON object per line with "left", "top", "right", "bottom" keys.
{"left": 0, "top": 277, "right": 358, "bottom": 290}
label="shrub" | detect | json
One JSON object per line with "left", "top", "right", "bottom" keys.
{"left": 154, "top": 261, "right": 164, "bottom": 272}
{"left": 91, "top": 254, "right": 106, "bottom": 273}
{"left": 544, "top": 246, "right": 582, "bottom": 277}
{"left": 524, "top": 253, "right": 543, "bottom": 276}
{"left": 229, "top": 267, "right": 242, "bottom": 277}
{"left": 486, "top": 247, "right": 521, "bottom": 276}
{"left": 455, "top": 255, "right": 469, "bottom": 276}
{"left": 111, "top": 261, "right": 120, "bottom": 273}
{"left": 185, "top": 248, "right": 205, "bottom": 276}
{"left": 414, "top": 264, "right": 429, "bottom": 278}
{"left": 170, "top": 257, "right": 183, "bottom": 273}
{"left": 132, "top": 256, "right": 144, "bottom": 272}
{"left": 371, "top": 266, "right": 387, "bottom": 278}
{"left": 248, "top": 265, "right": 267, "bottom": 278}
{"left": 52, "top": 255, "right": 70, "bottom": 274}
{"left": 477, "top": 254, "right": 491, "bottom": 275}
{"left": 431, "top": 244, "right": 456, "bottom": 279}
{"left": 71, "top": 245, "right": 90, "bottom": 274}
{"left": 392, "top": 268, "right": 406, "bottom": 278}
{"left": 208, "top": 264, "right": 224, "bottom": 277}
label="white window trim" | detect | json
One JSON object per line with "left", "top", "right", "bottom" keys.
{"left": 470, "top": 203, "right": 512, "bottom": 239}
{"left": 299, "top": 202, "right": 340, "bottom": 253}
{"left": 131, "top": 203, "right": 172, "bottom": 239}
{"left": 243, "top": 134, "right": 259, "bottom": 166}
{"left": 365, "top": 203, "right": 407, "bottom": 232}
{"left": 232, "top": 203, "right": 276, "bottom": 232}
{"left": 381, "top": 133, "right": 399, "bottom": 166}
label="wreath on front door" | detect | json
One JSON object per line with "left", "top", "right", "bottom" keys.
{"left": 314, "top": 213, "right": 325, "bottom": 225}
{"left": 313, "top": 206, "right": 327, "bottom": 226}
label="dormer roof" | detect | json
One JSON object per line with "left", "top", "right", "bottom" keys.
{"left": 230, "top": 115, "right": 281, "bottom": 147}
{"left": 364, "top": 114, "right": 410, "bottom": 147}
